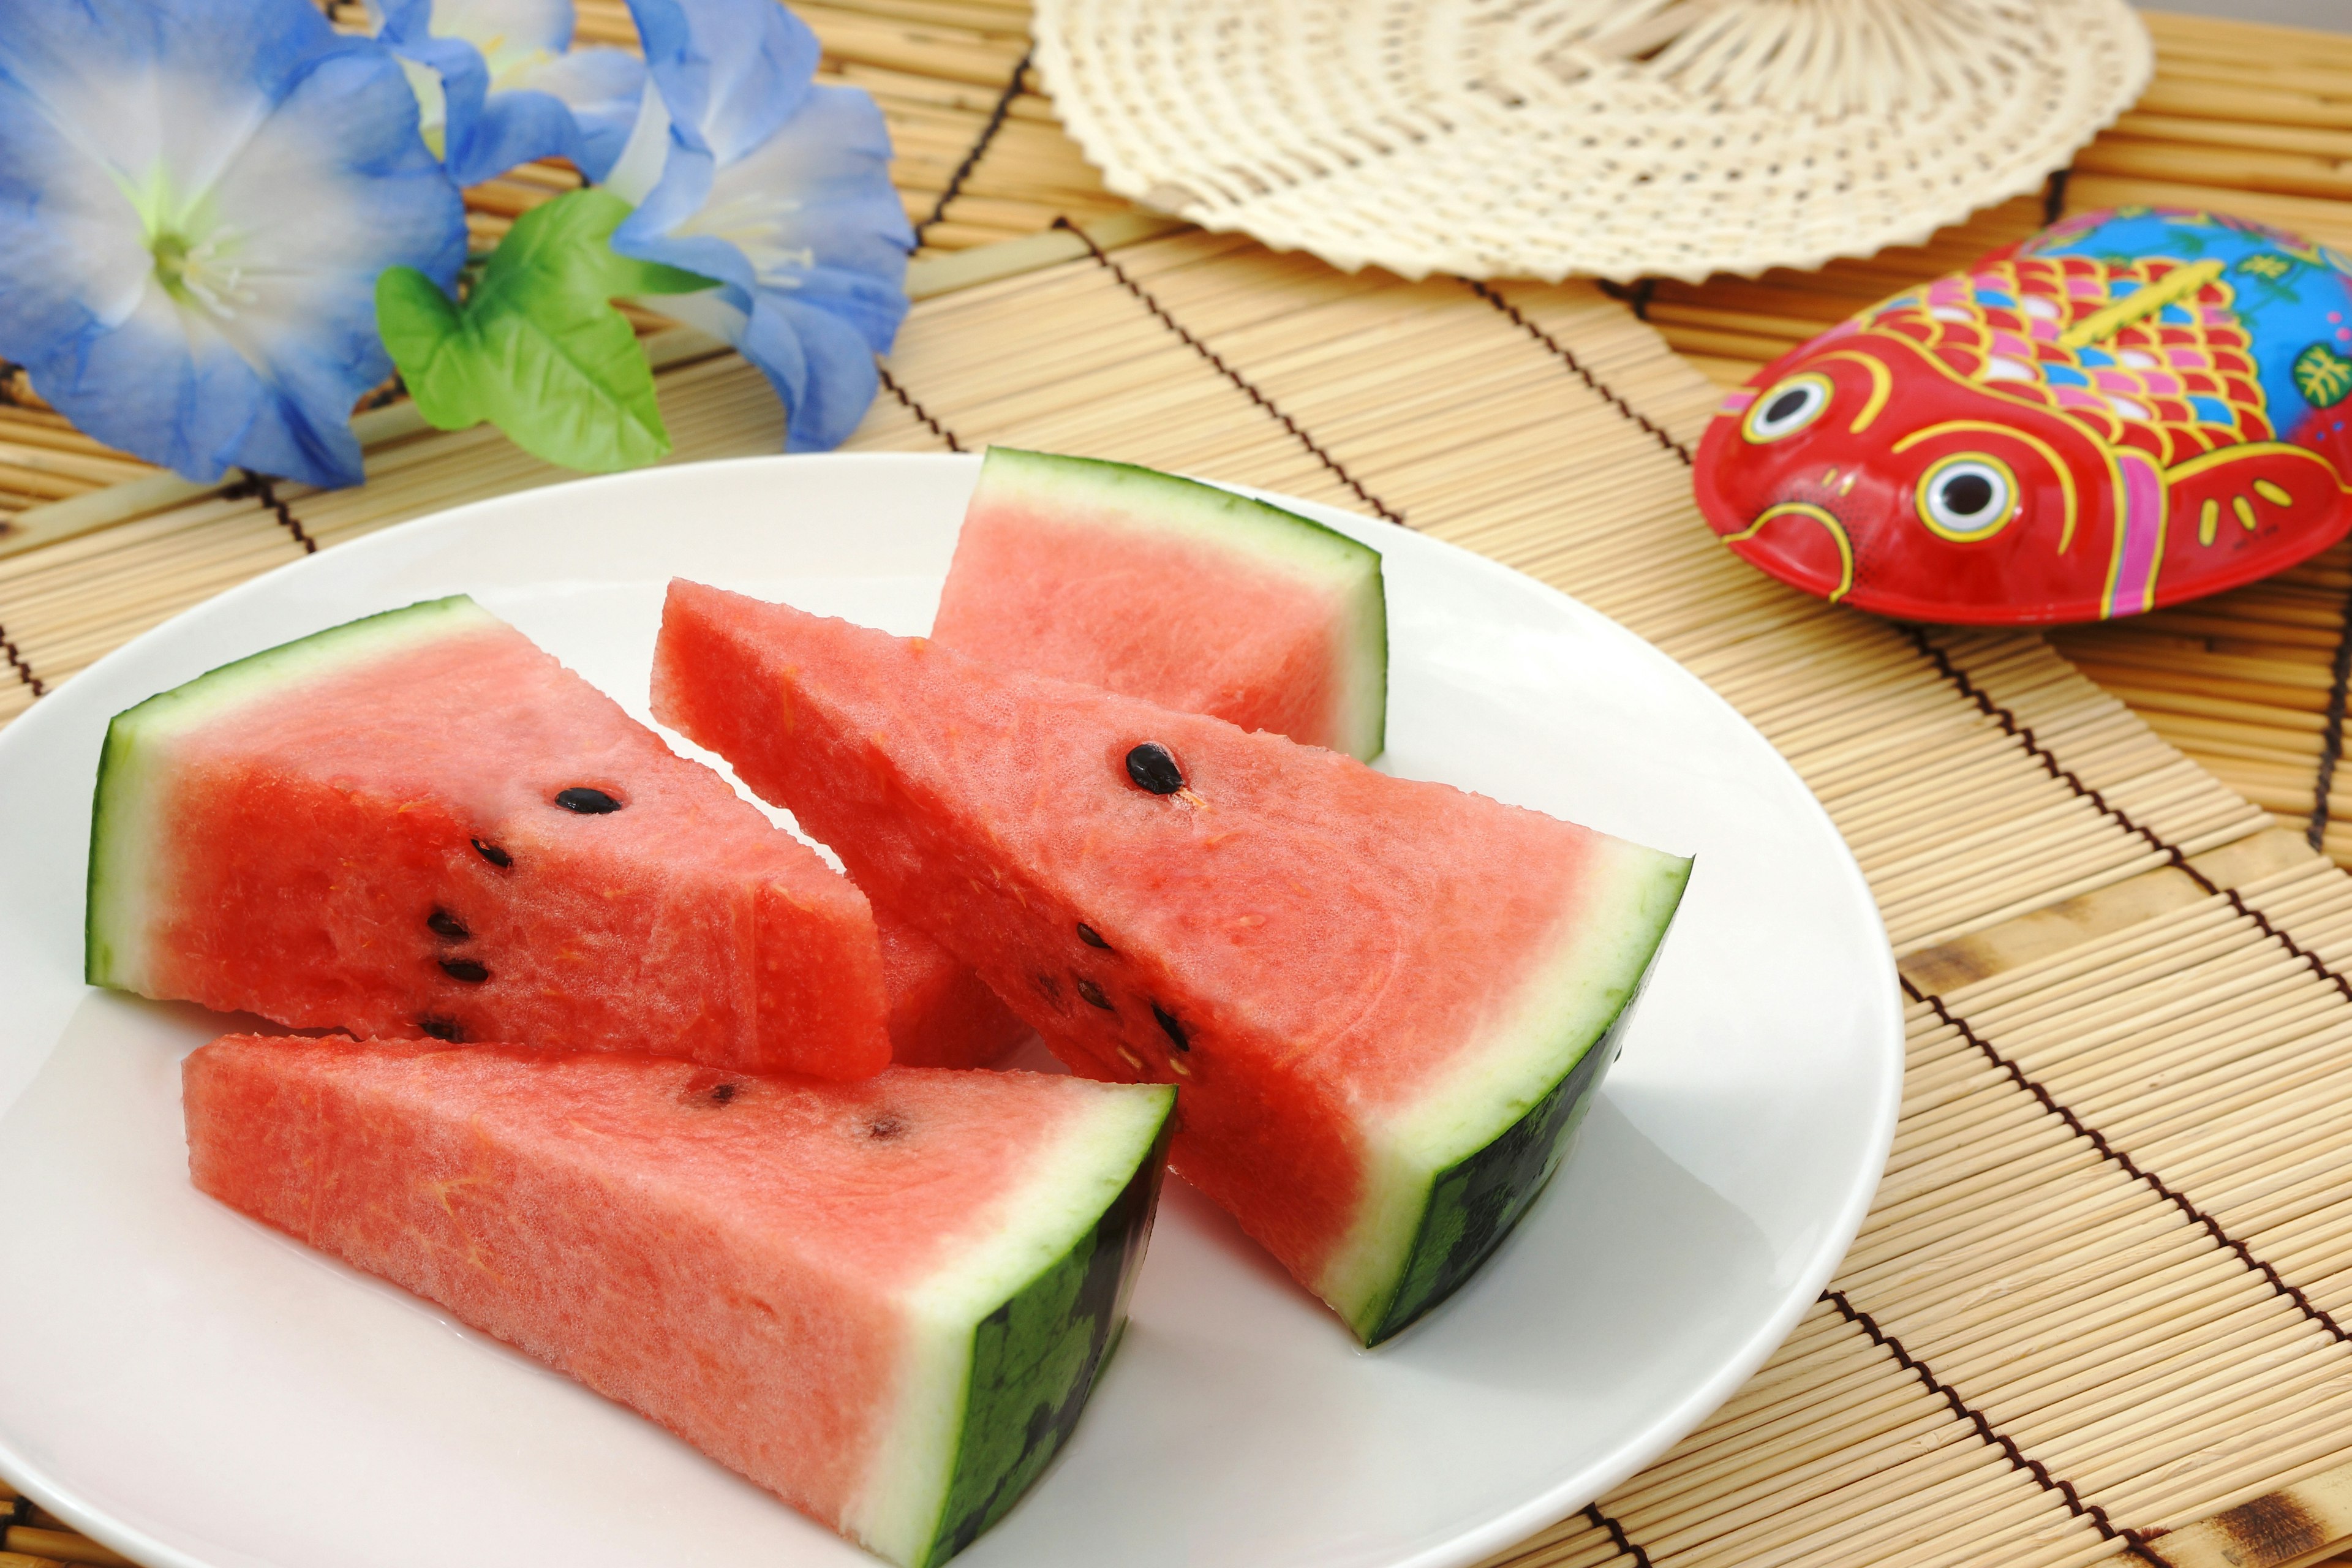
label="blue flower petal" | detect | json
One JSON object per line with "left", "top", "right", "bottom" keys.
{"left": 448, "top": 75, "right": 582, "bottom": 187}
{"left": 0, "top": 74, "right": 153, "bottom": 365}
{"left": 613, "top": 0, "right": 910, "bottom": 454}
{"left": 0, "top": 0, "right": 465, "bottom": 488}
{"left": 693, "top": 85, "right": 911, "bottom": 352}
{"left": 374, "top": 0, "right": 639, "bottom": 185}
{"left": 0, "top": 0, "right": 314, "bottom": 128}
{"left": 752, "top": 292, "right": 889, "bottom": 451}
{"left": 627, "top": 0, "right": 818, "bottom": 165}
{"left": 371, "top": 2, "right": 500, "bottom": 181}
{"left": 511, "top": 48, "right": 646, "bottom": 182}
{"left": 375, "top": 0, "right": 573, "bottom": 56}
{"left": 613, "top": 138, "right": 754, "bottom": 314}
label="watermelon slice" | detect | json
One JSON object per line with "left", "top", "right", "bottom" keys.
{"left": 879, "top": 448, "right": 1390, "bottom": 1069}
{"left": 932, "top": 448, "right": 1388, "bottom": 762}
{"left": 652, "top": 584, "right": 1692, "bottom": 1344}
{"left": 88, "top": 596, "right": 891, "bottom": 1079}
{"left": 185, "top": 1034, "right": 1172, "bottom": 1568}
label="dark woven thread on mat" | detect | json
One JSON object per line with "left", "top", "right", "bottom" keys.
{"left": 228, "top": 470, "right": 317, "bottom": 554}
{"left": 1905, "top": 625, "right": 2352, "bottom": 1006}
{"left": 916, "top": 48, "right": 1030, "bottom": 246}
{"left": 2043, "top": 168, "right": 2074, "bottom": 227}
{"left": 1821, "top": 1287, "right": 2156, "bottom": 1559}
{"left": 1469, "top": 282, "right": 1692, "bottom": 467}
{"left": 1583, "top": 1502, "right": 1656, "bottom": 1567}
{"left": 1595, "top": 278, "right": 1660, "bottom": 323}
{"left": 1052, "top": 217, "right": 1408, "bottom": 525}
{"left": 1904, "top": 974, "right": 2352, "bottom": 1346}
{"left": 0, "top": 622, "right": 45, "bottom": 698}
{"left": 2310, "top": 578, "right": 2352, "bottom": 851}
{"left": 878, "top": 365, "right": 965, "bottom": 452}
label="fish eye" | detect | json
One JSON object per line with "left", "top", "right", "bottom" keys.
{"left": 1742, "top": 373, "right": 1833, "bottom": 443}
{"left": 1916, "top": 453, "right": 2018, "bottom": 541}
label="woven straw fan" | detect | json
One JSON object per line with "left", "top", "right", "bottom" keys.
{"left": 1033, "top": 0, "right": 2153, "bottom": 283}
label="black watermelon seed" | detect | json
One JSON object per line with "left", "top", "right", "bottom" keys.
{"left": 417, "top": 1015, "right": 463, "bottom": 1041}
{"left": 1076, "top": 977, "right": 1114, "bottom": 1011}
{"left": 1153, "top": 1002, "right": 1190, "bottom": 1052}
{"left": 1124, "top": 743, "right": 1184, "bottom": 795}
{"left": 472, "top": 838, "right": 512, "bottom": 868}
{"left": 427, "top": 907, "right": 470, "bottom": 940}
{"left": 440, "top": 958, "right": 490, "bottom": 983}
{"left": 1077, "top": 922, "right": 1111, "bottom": 950}
{"left": 709, "top": 1082, "right": 739, "bottom": 1104}
{"left": 869, "top": 1114, "right": 905, "bottom": 1140}
{"left": 1033, "top": 973, "right": 1065, "bottom": 1007}
{"left": 555, "top": 786, "right": 622, "bottom": 815}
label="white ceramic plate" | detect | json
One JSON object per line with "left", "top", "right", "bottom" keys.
{"left": 0, "top": 454, "right": 1901, "bottom": 1568}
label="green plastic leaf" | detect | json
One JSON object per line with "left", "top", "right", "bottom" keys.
{"left": 376, "top": 189, "right": 716, "bottom": 473}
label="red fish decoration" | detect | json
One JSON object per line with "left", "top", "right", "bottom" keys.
{"left": 1694, "top": 208, "right": 2352, "bottom": 624}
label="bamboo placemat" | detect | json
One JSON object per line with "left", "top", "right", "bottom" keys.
{"left": 15, "top": 10, "right": 2352, "bottom": 1568}
{"left": 11, "top": 215, "right": 2352, "bottom": 1568}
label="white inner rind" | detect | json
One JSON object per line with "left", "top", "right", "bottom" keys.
{"left": 85, "top": 595, "right": 499, "bottom": 994}
{"left": 977, "top": 448, "right": 1389, "bottom": 761}
{"left": 1316, "top": 840, "right": 1694, "bottom": 1333}
{"left": 846, "top": 1081, "right": 1174, "bottom": 1568}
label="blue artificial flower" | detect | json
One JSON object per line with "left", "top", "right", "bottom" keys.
{"left": 608, "top": 0, "right": 912, "bottom": 451}
{"left": 369, "top": 0, "right": 647, "bottom": 187}
{"left": 0, "top": 0, "right": 467, "bottom": 489}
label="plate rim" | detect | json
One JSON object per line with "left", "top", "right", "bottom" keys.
{"left": 0, "top": 451, "right": 1904, "bottom": 1568}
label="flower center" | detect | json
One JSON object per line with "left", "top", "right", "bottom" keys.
{"left": 119, "top": 165, "right": 255, "bottom": 323}
{"left": 150, "top": 225, "right": 255, "bottom": 321}
{"left": 689, "top": 193, "right": 816, "bottom": 287}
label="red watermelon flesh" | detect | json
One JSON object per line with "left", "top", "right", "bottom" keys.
{"left": 932, "top": 447, "right": 1388, "bottom": 763}
{"left": 87, "top": 597, "right": 890, "bottom": 1079}
{"left": 652, "top": 582, "right": 1691, "bottom": 1344}
{"left": 879, "top": 448, "right": 1388, "bottom": 1069}
{"left": 878, "top": 919, "right": 1027, "bottom": 1069}
{"left": 184, "top": 1034, "right": 1172, "bottom": 1568}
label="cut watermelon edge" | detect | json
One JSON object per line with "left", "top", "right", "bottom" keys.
{"left": 85, "top": 595, "right": 495, "bottom": 993}
{"left": 1328, "top": 842, "right": 1695, "bottom": 1343}
{"left": 861, "top": 1078, "right": 1174, "bottom": 1566}
{"left": 976, "top": 447, "right": 1390, "bottom": 761}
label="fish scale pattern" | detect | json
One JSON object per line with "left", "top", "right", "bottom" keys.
{"left": 1869, "top": 258, "right": 2269, "bottom": 466}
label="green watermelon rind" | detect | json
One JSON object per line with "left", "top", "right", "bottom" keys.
{"left": 921, "top": 1106, "right": 1174, "bottom": 1565}
{"left": 1366, "top": 898, "right": 1675, "bottom": 1343}
{"left": 85, "top": 595, "right": 496, "bottom": 992}
{"left": 1330, "top": 845, "right": 1694, "bottom": 1344}
{"left": 976, "top": 447, "right": 1390, "bottom": 761}
{"left": 857, "top": 1080, "right": 1175, "bottom": 1568}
